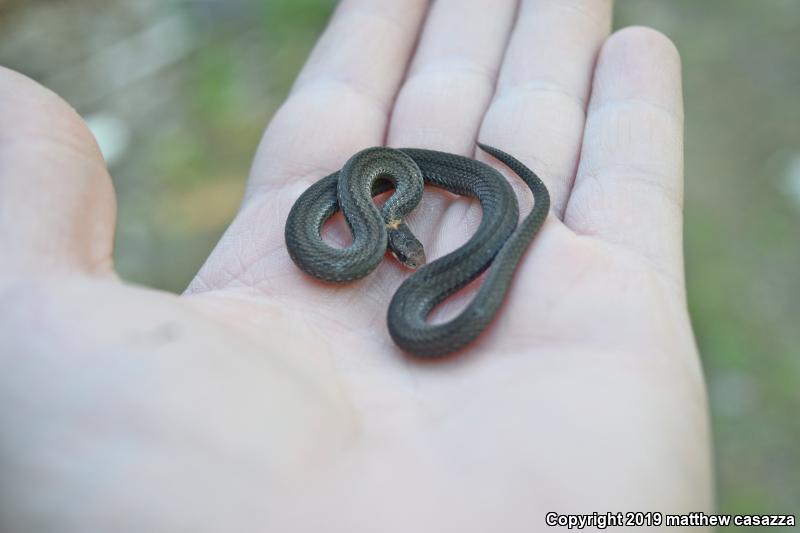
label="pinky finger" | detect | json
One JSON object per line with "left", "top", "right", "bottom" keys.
{"left": 564, "top": 27, "right": 685, "bottom": 283}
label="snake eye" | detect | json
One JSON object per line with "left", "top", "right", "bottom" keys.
{"left": 407, "top": 247, "right": 426, "bottom": 269}
{"left": 388, "top": 225, "right": 426, "bottom": 270}
{"left": 390, "top": 247, "right": 423, "bottom": 270}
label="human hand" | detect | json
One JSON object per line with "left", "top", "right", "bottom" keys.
{"left": 0, "top": 1, "right": 711, "bottom": 531}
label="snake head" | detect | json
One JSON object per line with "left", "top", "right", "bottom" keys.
{"left": 388, "top": 223, "right": 426, "bottom": 270}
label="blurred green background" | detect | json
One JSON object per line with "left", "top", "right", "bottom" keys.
{"left": 1, "top": 0, "right": 797, "bottom": 527}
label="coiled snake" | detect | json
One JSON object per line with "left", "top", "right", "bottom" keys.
{"left": 284, "top": 144, "right": 549, "bottom": 357}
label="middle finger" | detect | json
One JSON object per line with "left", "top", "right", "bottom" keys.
{"left": 386, "top": 0, "right": 520, "bottom": 255}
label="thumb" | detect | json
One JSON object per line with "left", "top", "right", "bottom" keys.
{"left": 0, "top": 66, "right": 117, "bottom": 279}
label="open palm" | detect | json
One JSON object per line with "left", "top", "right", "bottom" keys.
{"left": 1, "top": 1, "right": 712, "bottom": 531}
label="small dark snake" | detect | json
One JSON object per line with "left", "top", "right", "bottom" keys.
{"left": 284, "top": 144, "right": 549, "bottom": 357}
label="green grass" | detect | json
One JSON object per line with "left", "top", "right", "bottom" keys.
{"left": 616, "top": 1, "right": 800, "bottom": 526}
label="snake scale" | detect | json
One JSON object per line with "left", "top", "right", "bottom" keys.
{"left": 284, "top": 144, "right": 549, "bottom": 357}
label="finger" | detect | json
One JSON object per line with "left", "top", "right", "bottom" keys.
{"left": 190, "top": 0, "right": 430, "bottom": 293}
{"left": 385, "top": 0, "right": 519, "bottom": 260}
{"left": 244, "top": 0, "right": 430, "bottom": 197}
{"left": 479, "top": 0, "right": 613, "bottom": 217}
{"left": 0, "top": 67, "right": 116, "bottom": 278}
{"left": 564, "top": 27, "right": 684, "bottom": 283}
{"left": 387, "top": 0, "right": 519, "bottom": 153}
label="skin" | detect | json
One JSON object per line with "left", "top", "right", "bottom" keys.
{"left": 0, "top": 1, "right": 712, "bottom": 532}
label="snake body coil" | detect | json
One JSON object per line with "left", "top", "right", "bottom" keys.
{"left": 284, "top": 144, "right": 549, "bottom": 357}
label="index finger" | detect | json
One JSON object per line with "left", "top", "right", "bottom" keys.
{"left": 246, "top": 0, "right": 430, "bottom": 196}
{"left": 189, "top": 0, "right": 429, "bottom": 293}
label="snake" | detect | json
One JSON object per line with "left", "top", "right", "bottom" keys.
{"left": 284, "top": 144, "right": 549, "bottom": 357}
